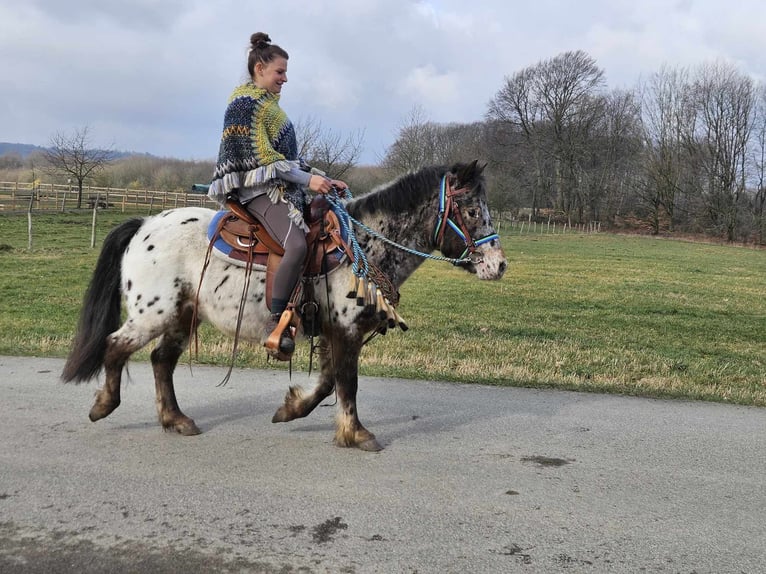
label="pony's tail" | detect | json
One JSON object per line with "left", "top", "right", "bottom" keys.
{"left": 61, "top": 218, "right": 144, "bottom": 383}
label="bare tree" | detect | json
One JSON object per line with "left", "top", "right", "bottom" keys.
{"left": 294, "top": 116, "right": 364, "bottom": 179}
{"left": 383, "top": 105, "right": 489, "bottom": 179}
{"left": 578, "top": 89, "right": 642, "bottom": 223}
{"left": 541, "top": 51, "right": 606, "bottom": 221}
{"left": 751, "top": 84, "right": 766, "bottom": 244}
{"left": 487, "top": 51, "right": 607, "bottom": 222}
{"left": 43, "top": 126, "right": 114, "bottom": 208}
{"left": 637, "top": 65, "right": 694, "bottom": 233}
{"left": 683, "top": 61, "right": 756, "bottom": 240}
{"left": 382, "top": 105, "right": 439, "bottom": 173}
{"left": 487, "top": 67, "right": 549, "bottom": 217}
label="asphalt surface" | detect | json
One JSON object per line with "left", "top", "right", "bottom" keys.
{"left": 0, "top": 355, "right": 764, "bottom": 573}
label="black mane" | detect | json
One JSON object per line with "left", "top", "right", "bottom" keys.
{"left": 348, "top": 165, "right": 446, "bottom": 218}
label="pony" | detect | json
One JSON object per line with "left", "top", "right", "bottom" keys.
{"left": 61, "top": 160, "right": 507, "bottom": 451}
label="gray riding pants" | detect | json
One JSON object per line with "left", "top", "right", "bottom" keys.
{"left": 244, "top": 194, "right": 307, "bottom": 314}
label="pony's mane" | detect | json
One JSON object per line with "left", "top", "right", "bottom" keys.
{"left": 349, "top": 165, "right": 446, "bottom": 218}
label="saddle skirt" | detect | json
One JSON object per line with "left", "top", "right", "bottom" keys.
{"left": 207, "top": 195, "right": 349, "bottom": 275}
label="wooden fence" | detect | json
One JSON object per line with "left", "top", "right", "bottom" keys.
{"left": 0, "top": 182, "right": 218, "bottom": 213}
{"left": 502, "top": 219, "right": 601, "bottom": 235}
{"left": 1, "top": 182, "right": 601, "bottom": 235}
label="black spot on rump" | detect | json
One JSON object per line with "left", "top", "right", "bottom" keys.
{"left": 143, "top": 234, "right": 151, "bottom": 242}
{"left": 147, "top": 245, "right": 155, "bottom": 251}
{"left": 214, "top": 275, "right": 230, "bottom": 292}
{"left": 126, "top": 280, "right": 132, "bottom": 291}
{"left": 181, "top": 217, "right": 200, "bottom": 224}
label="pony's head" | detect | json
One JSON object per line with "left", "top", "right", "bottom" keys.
{"left": 436, "top": 160, "right": 507, "bottom": 280}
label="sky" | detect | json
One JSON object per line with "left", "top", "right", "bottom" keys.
{"left": 1, "top": 0, "right": 764, "bottom": 165}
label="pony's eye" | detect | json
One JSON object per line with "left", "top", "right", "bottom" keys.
{"left": 467, "top": 208, "right": 479, "bottom": 219}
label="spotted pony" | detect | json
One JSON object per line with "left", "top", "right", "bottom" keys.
{"left": 61, "top": 160, "right": 507, "bottom": 451}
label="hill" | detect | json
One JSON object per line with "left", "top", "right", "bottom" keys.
{"left": 0, "top": 142, "right": 146, "bottom": 160}
{"left": 0, "top": 143, "right": 47, "bottom": 158}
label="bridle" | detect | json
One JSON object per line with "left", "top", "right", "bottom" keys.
{"left": 433, "top": 174, "right": 499, "bottom": 261}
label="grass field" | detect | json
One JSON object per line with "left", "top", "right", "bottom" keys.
{"left": 1, "top": 209, "right": 764, "bottom": 406}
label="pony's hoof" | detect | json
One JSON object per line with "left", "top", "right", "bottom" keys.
{"left": 89, "top": 401, "right": 119, "bottom": 422}
{"left": 176, "top": 421, "right": 201, "bottom": 436}
{"left": 271, "top": 407, "right": 294, "bottom": 423}
{"left": 358, "top": 437, "right": 384, "bottom": 452}
{"left": 164, "top": 418, "right": 201, "bottom": 436}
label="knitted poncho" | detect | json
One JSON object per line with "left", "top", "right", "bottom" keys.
{"left": 208, "top": 82, "right": 306, "bottom": 215}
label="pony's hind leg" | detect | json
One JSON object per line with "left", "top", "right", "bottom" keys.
{"left": 151, "top": 310, "right": 200, "bottom": 436}
{"left": 89, "top": 323, "right": 149, "bottom": 422}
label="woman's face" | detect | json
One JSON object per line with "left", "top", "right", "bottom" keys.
{"left": 254, "top": 57, "right": 288, "bottom": 94}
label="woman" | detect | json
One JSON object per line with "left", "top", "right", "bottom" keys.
{"left": 208, "top": 32, "right": 347, "bottom": 356}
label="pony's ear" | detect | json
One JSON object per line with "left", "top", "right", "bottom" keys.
{"left": 453, "top": 159, "right": 485, "bottom": 186}
{"left": 469, "top": 159, "right": 486, "bottom": 176}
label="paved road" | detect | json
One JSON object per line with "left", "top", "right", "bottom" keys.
{"left": 0, "top": 355, "right": 764, "bottom": 573}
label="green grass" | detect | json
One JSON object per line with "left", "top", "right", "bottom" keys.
{"left": 1, "top": 210, "right": 764, "bottom": 405}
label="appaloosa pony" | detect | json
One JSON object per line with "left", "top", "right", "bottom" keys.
{"left": 61, "top": 160, "right": 506, "bottom": 451}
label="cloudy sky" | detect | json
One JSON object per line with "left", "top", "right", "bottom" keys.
{"left": 1, "top": 0, "right": 763, "bottom": 165}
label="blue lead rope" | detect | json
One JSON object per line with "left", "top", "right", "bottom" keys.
{"left": 325, "top": 189, "right": 370, "bottom": 278}
{"left": 324, "top": 187, "right": 474, "bottom": 267}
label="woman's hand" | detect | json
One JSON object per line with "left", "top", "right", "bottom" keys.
{"left": 330, "top": 179, "right": 348, "bottom": 191}
{"left": 309, "top": 175, "right": 348, "bottom": 194}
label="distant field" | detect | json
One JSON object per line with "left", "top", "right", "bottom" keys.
{"left": 0, "top": 209, "right": 764, "bottom": 406}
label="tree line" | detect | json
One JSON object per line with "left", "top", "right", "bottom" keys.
{"left": 2, "top": 50, "right": 764, "bottom": 244}
{"left": 384, "top": 52, "right": 766, "bottom": 244}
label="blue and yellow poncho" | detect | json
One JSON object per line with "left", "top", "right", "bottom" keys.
{"left": 208, "top": 82, "right": 306, "bottom": 218}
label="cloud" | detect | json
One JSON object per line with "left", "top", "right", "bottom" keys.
{"left": 398, "top": 65, "right": 461, "bottom": 114}
{"left": 1, "top": 0, "right": 764, "bottom": 164}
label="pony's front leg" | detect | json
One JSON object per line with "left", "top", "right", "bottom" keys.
{"left": 271, "top": 377, "right": 335, "bottom": 423}
{"left": 332, "top": 342, "right": 382, "bottom": 452}
{"left": 272, "top": 334, "right": 338, "bottom": 422}
{"left": 151, "top": 321, "right": 200, "bottom": 436}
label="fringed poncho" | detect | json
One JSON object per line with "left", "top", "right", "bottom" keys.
{"left": 208, "top": 82, "right": 307, "bottom": 224}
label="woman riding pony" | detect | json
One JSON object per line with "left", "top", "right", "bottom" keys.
{"left": 207, "top": 32, "right": 348, "bottom": 357}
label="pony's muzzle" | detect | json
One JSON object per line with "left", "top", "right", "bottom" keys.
{"left": 475, "top": 247, "right": 507, "bottom": 280}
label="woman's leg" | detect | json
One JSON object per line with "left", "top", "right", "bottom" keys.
{"left": 245, "top": 194, "right": 307, "bottom": 353}
{"left": 245, "top": 194, "right": 307, "bottom": 312}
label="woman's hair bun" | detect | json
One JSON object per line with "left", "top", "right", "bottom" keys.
{"left": 250, "top": 32, "right": 271, "bottom": 49}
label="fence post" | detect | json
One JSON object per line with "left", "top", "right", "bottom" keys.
{"left": 91, "top": 194, "right": 100, "bottom": 248}
{"left": 27, "top": 190, "right": 34, "bottom": 250}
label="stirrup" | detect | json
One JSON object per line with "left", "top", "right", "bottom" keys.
{"left": 264, "top": 310, "right": 295, "bottom": 360}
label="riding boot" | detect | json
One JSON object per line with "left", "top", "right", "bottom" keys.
{"left": 263, "top": 311, "right": 295, "bottom": 358}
